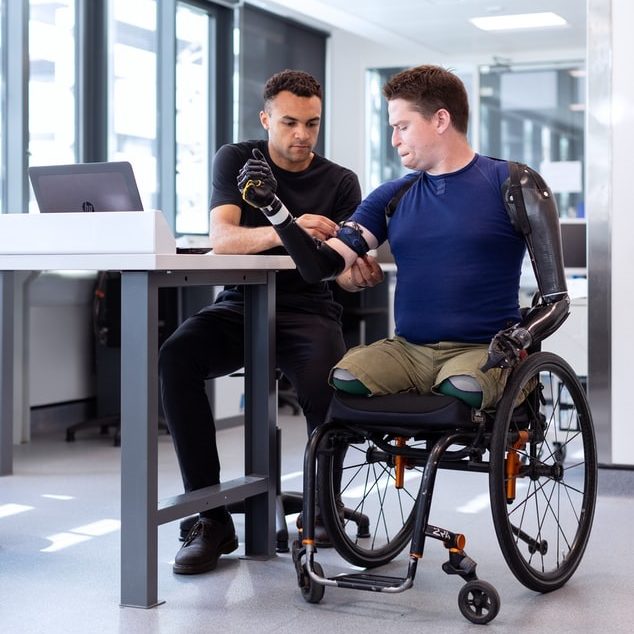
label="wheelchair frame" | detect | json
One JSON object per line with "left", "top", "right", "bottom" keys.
{"left": 291, "top": 351, "right": 597, "bottom": 625}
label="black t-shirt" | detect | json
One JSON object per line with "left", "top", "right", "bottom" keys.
{"left": 210, "top": 139, "right": 362, "bottom": 320}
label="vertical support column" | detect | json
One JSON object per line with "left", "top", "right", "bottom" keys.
{"left": 4, "top": 0, "right": 29, "bottom": 214}
{"left": 77, "top": 0, "right": 108, "bottom": 162}
{"left": 157, "top": 0, "right": 177, "bottom": 230}
{"left": 243, "top": 272, "right": 276, "bottom": 557}
{"left": 120, "top": 271, "right": 162, "bottom": 607}
{"left": 605, "top": 0, "right": 634, "bottom": 465}
{"left": 14, "top": 272, "right": 38, "bottom": 444}
{"left": 587, "top": 0, "right": 612, "bottom": 464}
{"left": 0, "top": 272, "right": 15, "bottom": 475}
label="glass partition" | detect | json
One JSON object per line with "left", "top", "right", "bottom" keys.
{"left": 479, "top": 62, "right": 585, "bottom": 219}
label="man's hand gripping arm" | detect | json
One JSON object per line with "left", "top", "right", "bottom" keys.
{"left": 238, "top": 149, "right": 376, "bottom": 283}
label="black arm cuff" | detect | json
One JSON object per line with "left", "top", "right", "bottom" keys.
{"left": 336, "top": 222, "right": 370, "bottom": 256}
{"left": 275, "top": 221, "right": 346, "bottom": 283}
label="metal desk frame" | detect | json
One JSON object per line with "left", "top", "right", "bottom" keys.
{"left": 0, "top": 253, "right": 292, "bottom": 608}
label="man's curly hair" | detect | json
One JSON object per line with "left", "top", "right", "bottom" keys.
{"left": 263, "top": 69, "right": 322, "bottom": 107}
{"left": 383, "top": 65, "right": 469, "bottom": 135}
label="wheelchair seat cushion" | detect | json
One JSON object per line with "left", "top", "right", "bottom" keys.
{"left": 327, "top": 391, "right": 475, "bottom": 431}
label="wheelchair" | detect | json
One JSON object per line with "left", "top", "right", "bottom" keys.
{"left": 291, "top": 348, "right": 597, "bottom": 624}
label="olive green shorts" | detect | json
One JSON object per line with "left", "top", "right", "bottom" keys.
{"left": 330, "top": 336, "right": 510, "bottom": 410}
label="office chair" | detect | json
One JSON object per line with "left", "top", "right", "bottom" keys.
{"left": 65, "top": 272, "right": 173, "bottom": 446}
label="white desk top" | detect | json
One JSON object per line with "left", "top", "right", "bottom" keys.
{"left": 0, "top": 211, "right": 295, "bottom": 272}
{"left": 0, "top": 211, "right": 295, "bottom": 271}
{"left": 0, "top": 252, "right": 295, "bottom": 272}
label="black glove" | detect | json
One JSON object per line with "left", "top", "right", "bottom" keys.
{"left": 481, "top": 327, "right": 531, "bottom": 372}
{"left": 237, "top": 148, "right": 278, "bottom": 209}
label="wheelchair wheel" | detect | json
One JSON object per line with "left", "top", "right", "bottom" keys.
{"left": 458, "top": 580, "right": 500, "bottom": 624}
{"left": 317, "top": 429, "right": 423, "bottom": 568}
{"left": 489, "top": 352, "right": 597, "bottom": 593}
{"left": 300, "top": 561, "right": 325, "bottom": 604}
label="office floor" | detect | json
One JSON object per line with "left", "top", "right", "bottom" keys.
{"left": 1, "top": 410, "right": 633, "bottom": 634}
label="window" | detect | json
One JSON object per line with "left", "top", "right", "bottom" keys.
{"left": 366, "top": 68, "right": 404, "bottom": 191}
{"left": 107, "top": 0, "right": 230, "bottom": 234}
{"left": 108, "top": 0, "right": 158, "bottom": 211}
{"left": 175, "top": 2, "right": 211, "bottom": 234}
{"left": 28, "top": 0, "right": 76, "bottom": 211}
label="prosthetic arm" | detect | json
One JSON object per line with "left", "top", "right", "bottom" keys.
{"left": 237, "top": 149, "right": 369, "bottom": 283}
{"left": 482, "top": 163, "right": 570, "bottom": 371}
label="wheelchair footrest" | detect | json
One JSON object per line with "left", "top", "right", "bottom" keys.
{"left": 332, "top": 572, "right": 407, "bottom": 592}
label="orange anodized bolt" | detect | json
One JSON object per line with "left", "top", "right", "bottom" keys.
{"left": 394, "top": 436, "right": 407, "bottom": 488}
{"left": 505, "top": 430, "right": 529, "bottom": 503}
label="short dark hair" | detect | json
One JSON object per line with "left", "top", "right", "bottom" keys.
{"left": 263, "top": 69, "right": 322, "bottom": 108}
{"left": 382, "top": 65, "right": 469, "bottom": 135}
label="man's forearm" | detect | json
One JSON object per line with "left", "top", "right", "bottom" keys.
{"left": 211, "top": 223, "right": 282, "bottom": 254}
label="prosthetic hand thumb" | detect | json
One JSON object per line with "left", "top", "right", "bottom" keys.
{"left": 480, "top": 327, "right": 531, "bottom": 372}
{"left": 237, "top": 148, "right": 282, "bottom": 214}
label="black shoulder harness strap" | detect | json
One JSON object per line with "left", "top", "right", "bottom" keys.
{"left": 384, "top": 174, "right": 422, "bottom": 218}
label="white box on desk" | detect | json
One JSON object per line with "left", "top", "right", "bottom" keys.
{"left": 0, "top": 211, "right": 176, "bottom": 254}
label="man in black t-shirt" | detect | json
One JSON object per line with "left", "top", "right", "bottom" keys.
{"left": 159, "top": 69, "right": 382, "bottom": 575}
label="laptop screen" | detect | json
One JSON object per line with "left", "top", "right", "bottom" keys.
{"left": 28, "top": 161, "right": 144, "bottom": 213}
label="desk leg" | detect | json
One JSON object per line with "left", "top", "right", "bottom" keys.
{"left": 119, "top": 272, "right": 162, "bottom": 608}
{"left": 243, "top": 273, "right": 277, "bottom": 557}
{"left": 0, "top": 272, "right": 15, "bottom": 475}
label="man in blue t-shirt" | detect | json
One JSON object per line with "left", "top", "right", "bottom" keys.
{"left": 239, "top": 65, "right": 569, "bottom": 411}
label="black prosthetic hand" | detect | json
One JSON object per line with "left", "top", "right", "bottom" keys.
{"left": 481, "top": 294, "right": 570, "bottom": 372}
{"left": 237, "top": 149, "right": 286, "bottom": 218}
{"left": 481, "top": 326, "right": 531, "bottom": 372}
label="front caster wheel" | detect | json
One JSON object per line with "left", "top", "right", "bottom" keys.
{"left": 458, "top": 580, "right": 500, "bottom": 624}
{"left": 300, "top": 562, "right": 325, "bottom": 604}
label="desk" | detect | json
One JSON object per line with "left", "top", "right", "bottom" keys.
{"left": 0, "top": 252, "right": 294, "bottom": 608}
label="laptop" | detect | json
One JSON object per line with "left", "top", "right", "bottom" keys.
{"left": 28, "top": 161, "right": 144, "bottom": 213}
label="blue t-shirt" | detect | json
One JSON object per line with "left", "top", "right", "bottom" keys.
{"left": 350, "top": 154, "right": 525, "bottom": 344}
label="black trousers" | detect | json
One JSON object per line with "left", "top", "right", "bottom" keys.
{"left": 158, "top": 300, "right": 346, "bottom": 493}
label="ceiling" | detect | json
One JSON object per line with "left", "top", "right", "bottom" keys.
{"left": 261, "top": 0, "right": 586, "bottom": 60}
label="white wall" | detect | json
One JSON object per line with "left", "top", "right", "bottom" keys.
{"left": 609, "top": 0, "right": 634, "bottom": 464}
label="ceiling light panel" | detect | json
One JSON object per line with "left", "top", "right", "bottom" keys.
{"left": 470, "top": 12, "right": 568, "bottom": 31}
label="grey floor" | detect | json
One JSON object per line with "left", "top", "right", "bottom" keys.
{"left": 1, "top": 408, "right": 633, "bottom": 634}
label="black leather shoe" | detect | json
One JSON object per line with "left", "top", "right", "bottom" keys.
{"left": 179, "top": 515, "right": 198, "bottom": 541}
{"left": 173, "top": 517, "right": 239, "bottom": 575}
